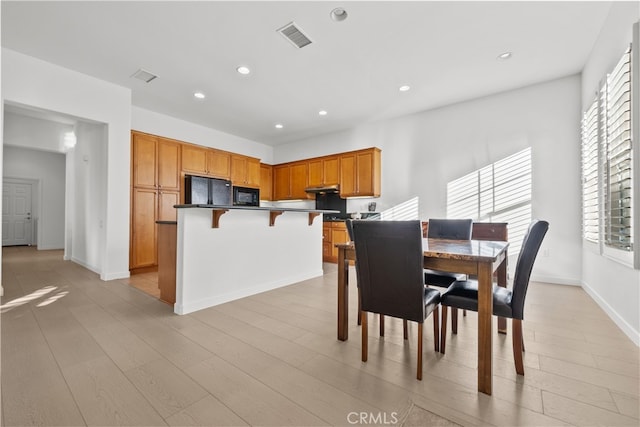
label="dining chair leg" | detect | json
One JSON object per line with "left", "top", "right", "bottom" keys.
{"left": 451, "top": 308, "right": 458, "bottom": 334}
{"left": 361, "top": 311, "right": 368, "bottom": 362}
{"left": 440, "top": 305, "right": 448, "bottom": 354}
{"left": 433, "top": 306, "right": 440, "bottom": 353}
{"left": 379, "top": 314, "right": 385, "bottom": 337}
{"left": 417, "top": 322, "right": 423, "bottom": 380}
{"left": 357, "top": 288, "right": 362, "bottom": 326}
{"left": 403, "top": 319, "right": 408, "bottom": 340}
{"left": 463, "top": 309, "right": 467, "bottom": 317}
{"left": 512, "top": 318, "right": 524, "bottom": 375}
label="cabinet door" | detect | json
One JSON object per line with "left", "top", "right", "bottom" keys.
{"left": 158, "top": 190, "right": 179, "bottom": 222}
{"left": 131, "top": 188, "right": 157, "bottom": 268}
{"left": 323, "top": 156, "right": 340, "bottom": 186}
{"left": 230, "top": 155, "right": 247, "bottom": 185}
{"left": 273, "top": 165, "right": 291, "bottom": 200}
{"left": 339, "top": 154, "right": 356, "bottom": 197}
{"left": 181, "top": 145, "right": 208, "bottom": 175}
{"left": 290, "top": 162, "right": 309, "bottom": 199}
{"left": 246, "top": 158, "right": 261, "bottom": 187}
{"left": 356, "top": 151, "right": 374, "bottom": 196}
{"left": 207, "top": 150, "right": 231, "bottom": 178}
{"left": 308, "top": 159, "right": 323, "bottom": 187}
{"left": 132, "top": 133, "right": 157, "bottom": 188}
{"left": 260, "top": 164, "right": 273, "bottom": 200}
{"left": 157, "top": 139, "right": 180, "bottom": 190}
{"left": 322, "top": 224, "right": 332, "bottom": 261}
{"left": 330, "top": 225, "right": 349, "bottom": 260}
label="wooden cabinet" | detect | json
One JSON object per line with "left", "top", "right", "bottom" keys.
{"left": 181, "top": 145, "right": 231, "bottom": 179}
{"left": 231, "top": 155, "right": 260, "bottom": 187}
{"left": 208, "top": 150, "right": 231, "bottom": 178}
{"left": 260, "top": 164, "right": 273, "bottom": 200}
{"left": 322, "top": 223, "right": 332, "bottom": 260}
{"left": 340, "top": 148, "right": 381, "bottom": 197}
{"left": 273, "top": 162, "right": 309, "bottom": 200}
{"left": 323, "top": 221, "right": 349, "bottom": 263}
{"left": 308, "top": 155, "right": 339, "bottom": 188}
{"left": 131, "top": 132, "right": 182, "bottom": 271}
{"left": 132, "top": 133, "right": 157, "bottom": 188}
{"left": 158, "top": 191, "right": 179, "bottom": 222}
{"left": 290, "top": 162, "right": 309, "bottom": 199}
{"left": 157, "top": 139, "right": 181, "bottom": 190}
{"left": 157, "top": 222, "right": 177, "bottom": 305}
{"left": 131, "top": 187, "right": 157, "bottom": 269}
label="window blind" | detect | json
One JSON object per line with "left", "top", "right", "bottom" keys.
{"left": 581, "top": 97, "right": 599, "bottom": 243}
{"left": 605, "top": 47, "right": 633, "bottom": 251}
{"left": 447, "top": 147, "right": 532, "bottom": 256}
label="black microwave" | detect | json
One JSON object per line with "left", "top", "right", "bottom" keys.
{"left": 233, "top": 186, "right": 260, "bottom": 206}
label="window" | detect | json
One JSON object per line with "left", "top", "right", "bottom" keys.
{"left": 446, "top": 147, "right": 532, "bottom": 256}
{"left": 581, "top": 46, "right": 634, "bottom": 258}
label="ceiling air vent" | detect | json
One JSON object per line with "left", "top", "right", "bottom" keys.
{"left": 277, "top": 22, "right": 313, "bottom": 49}
{"left": 131, "top": 69, "right": 158, "bottom": 83}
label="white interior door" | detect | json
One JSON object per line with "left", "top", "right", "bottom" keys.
{"left": 2, "top": 181, "right": 33, "bottom": 246}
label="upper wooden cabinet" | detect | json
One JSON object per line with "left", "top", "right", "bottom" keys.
{"left": 290, "top": 162, "right": 309, "bottom": 199}
{"left": 308, "top": 155, "right": 339, "bottom": 188}
{"left": 181, "top": 145, "right": 231, "bottom": 179}
{"left": 260, "top": 164, "right": 273, "bottom": 201}
{"left": 157, "top": 139, "right": 181, "bottom": 190}
{"left": 273, "top": 162, "right": 309, "bottom": 200}
{"left": 340, "top": 148, "right": 381, "bottom": 197}
{"left": 231, "top": 155, "right": 260, "bottom": 188}
{"left": 132, "top": 133, "right": 180, "bottom": 191}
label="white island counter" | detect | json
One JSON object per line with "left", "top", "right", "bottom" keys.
{"left": 172, "top": 205, "right": 333, "bottom": 315}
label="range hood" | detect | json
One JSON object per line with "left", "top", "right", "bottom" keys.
{"left": 304, "top": 184, "right": 340, "bottom": 194}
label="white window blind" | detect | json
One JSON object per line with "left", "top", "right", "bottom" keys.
{"left": 581, "top": 97, "right": 599, "bottom": 243}
{"left": 580, "top": 45, "right": 634, "bottom": 256}
{"left": 605, "top": 47, "right": 633, "bottom": 251}
{"left": 447, "top": 147, "right": 532, "bottom": 255}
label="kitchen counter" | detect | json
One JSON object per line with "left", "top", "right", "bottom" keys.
{"left": 169, "top": 205, "right": 337, "bottom": 315}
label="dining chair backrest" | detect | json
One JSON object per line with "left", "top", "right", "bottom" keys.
{"left": 351, "top": 220, "right": 426, "bottom": 323}
{"left": 427, "top": 218, "right": 473, "bottom": 240}
{"left": 510, "top": 219, "right": 549, "bottom": 320}
{"left": 346, "top": 219, "right": 355, "bottom": 241}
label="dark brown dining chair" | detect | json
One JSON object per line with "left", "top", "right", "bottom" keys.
{"left": 439, "top": 219, "right": 549, "bottom": 375}
{"left": 424, "top": 218, "right": 473, "bottom": 328}
{"left": 348, "top": 219, "right": 409, "bottom": 338}
{"left": 351, "top": 220, "right": 441, "bottom": 380}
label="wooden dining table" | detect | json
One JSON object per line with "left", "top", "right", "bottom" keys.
{"left": 336, "top": 236, "right": 509, "bottom": 395}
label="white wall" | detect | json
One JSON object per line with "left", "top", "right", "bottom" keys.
{"left": 2, "top": 48, "right": 132, "bottom": 280}
{"left": 3, "top": 145, "right": 65, "bottom": 249}
{"left": 276, "top": 75, "right": 583, "bottom": 286}
{"left": 70, "top": 122, "right": 108, "bottom": 273}
{"left": 580, "top": 4, "right": 640, "bottom": 344}
{"left": 132, "top": 106, "right": 274, "bottom": 163}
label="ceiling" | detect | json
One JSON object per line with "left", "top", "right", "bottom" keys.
{"left": 2, "top": 1, "right": 613, "bottom": 146}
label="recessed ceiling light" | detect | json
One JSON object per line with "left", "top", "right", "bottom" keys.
{"left": 399, "top": 85, "right": 411, "bottom": 92}
{"left": 330, "top": 8, "right": 348, "bottom": 22}
{"left": 193, "top": 92, "right": 205, "bottom": 99}
{"left": 237, "top": 66, "right": 251, "bottom": 75}
{"left": 497, "top": 52, "right": 512, "bottom": 60}
{"left": 275, "top": 123, "right": 284, "bottom": 129}
{"left": 318, "top": 110, "right": 328, "bottom": 116}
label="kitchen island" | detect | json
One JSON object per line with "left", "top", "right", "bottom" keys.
{"left": 169, "top": 205, "right": 334, "bottom": 315}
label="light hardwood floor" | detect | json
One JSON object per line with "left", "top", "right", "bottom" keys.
{"left": 1, "top": 246, "right": 638, "bottom": 426}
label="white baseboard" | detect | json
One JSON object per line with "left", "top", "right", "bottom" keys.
{"left": 530, "top": 274, "right": 581, "bottom": 286}
{"left": 582, "top": 280, "right": 640, "bottom": 347}
{"left": 101, "top": 271, "right": 130, "bottom": 281}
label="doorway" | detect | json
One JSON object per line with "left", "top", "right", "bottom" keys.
{"left": 2, "top": 178, "right": 35, "bottom": 246}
